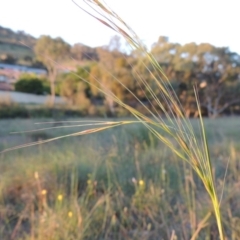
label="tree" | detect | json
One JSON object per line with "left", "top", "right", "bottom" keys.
{"left": 34, "top": 35, "right": 70, "bottom": 106}
{"left": 60, "top": 66, "right": 91, "bottom": 106}
{"left": 197, "top": 47, "right": 240, "bottom": 117}
{"left": 60, "top": 76, "right": 78, "bottom": 105}
{"left": 71, "top": 43, "right": 98, "bottom": 61}
{"left": 149, "top": 37, "right": 240, "bottom": 117}
{"left": 107, "top": 35, "right": 122, "bottom": 52}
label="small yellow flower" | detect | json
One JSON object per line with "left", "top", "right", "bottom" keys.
{"left": 57, "top": 194, "right": 63, "bottom": 201}
{"left": 139, "top": 180, "right": 144, "bottom": 186}
{"left": 87, "top": 179, "right": 92, "bottom": 185}
{"left": 68, "top": 211, "right": 73, "bottom": 218}
{"left": 41, "top": 189, "right": 47, "bottom": 195}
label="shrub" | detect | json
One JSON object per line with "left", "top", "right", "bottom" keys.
{"left": 15, "top": 77, "right": 44, "bottom": 95}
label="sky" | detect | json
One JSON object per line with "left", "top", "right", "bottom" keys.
{"left": 0, "top": 0, "right": 240, "bottom": 53}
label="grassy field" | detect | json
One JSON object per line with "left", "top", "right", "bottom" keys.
{"left": 0, "top": 118, "right": 240, "bottom": 240}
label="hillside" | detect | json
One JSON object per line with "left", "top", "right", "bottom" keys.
{"left": 0, "top": 26, "right": 37, "bottom": 66}
{"left": 0, "top": 26, "right": 36, "bottom": 47}
{"left": 0, "top": 25, "right": 99, "bottom": 68}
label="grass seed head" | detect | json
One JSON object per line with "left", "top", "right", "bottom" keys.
{"left": 41, "top": 189, "right": 47, "bottom": 195}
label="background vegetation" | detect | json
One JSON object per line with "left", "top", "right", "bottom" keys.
{"left": 1, "top": 25, "right": 240, "bottom": 118}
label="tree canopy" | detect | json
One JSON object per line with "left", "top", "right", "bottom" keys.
{"left": 34, "top": 35, "right": 70, "bottom": 106}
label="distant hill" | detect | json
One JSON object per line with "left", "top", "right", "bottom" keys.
{"left": 0, "top": 26, "right": 37, "bottom": 66}
{"left": 0, "top": 25, "right": 99, "bottom": 68}
{"left": 0, "top": 26, "right": 36, "bottom": 47}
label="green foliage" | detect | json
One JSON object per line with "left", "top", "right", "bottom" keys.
{"left": 59, "top": 66, "right": 92, "bottom": 108}
{"left": 42, "top": 79, "right": 51, "bottom": 95}
{"left": 15, "top": 76, "right": 44, "bottom": 95}
{"left": 60, "top": 76, "right": 78, "bottom": 102}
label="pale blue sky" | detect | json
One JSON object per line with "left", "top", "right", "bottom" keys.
{"left": 0, "top": 0, "right": 239, "bottom": 53}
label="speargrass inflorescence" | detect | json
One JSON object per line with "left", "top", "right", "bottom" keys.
{"left": 71, "top": 1, "right": 225, "bottom": 239}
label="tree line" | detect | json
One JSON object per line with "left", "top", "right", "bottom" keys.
{"left": 17, "top": 35, "right": 240, "bottom": 118}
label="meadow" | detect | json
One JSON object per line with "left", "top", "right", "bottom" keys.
{"left": 0, "top": 117, "right": 240, "bottom": 240}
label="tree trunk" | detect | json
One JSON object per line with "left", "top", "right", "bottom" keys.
{"left": 106, "top": 96, "right": 115, "bottom": 115}
{"left": 49, "top": 68, "right": 57, "bottom": 107}
{"left": 50, "top": 78, "right": 55, "bottom": 107}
